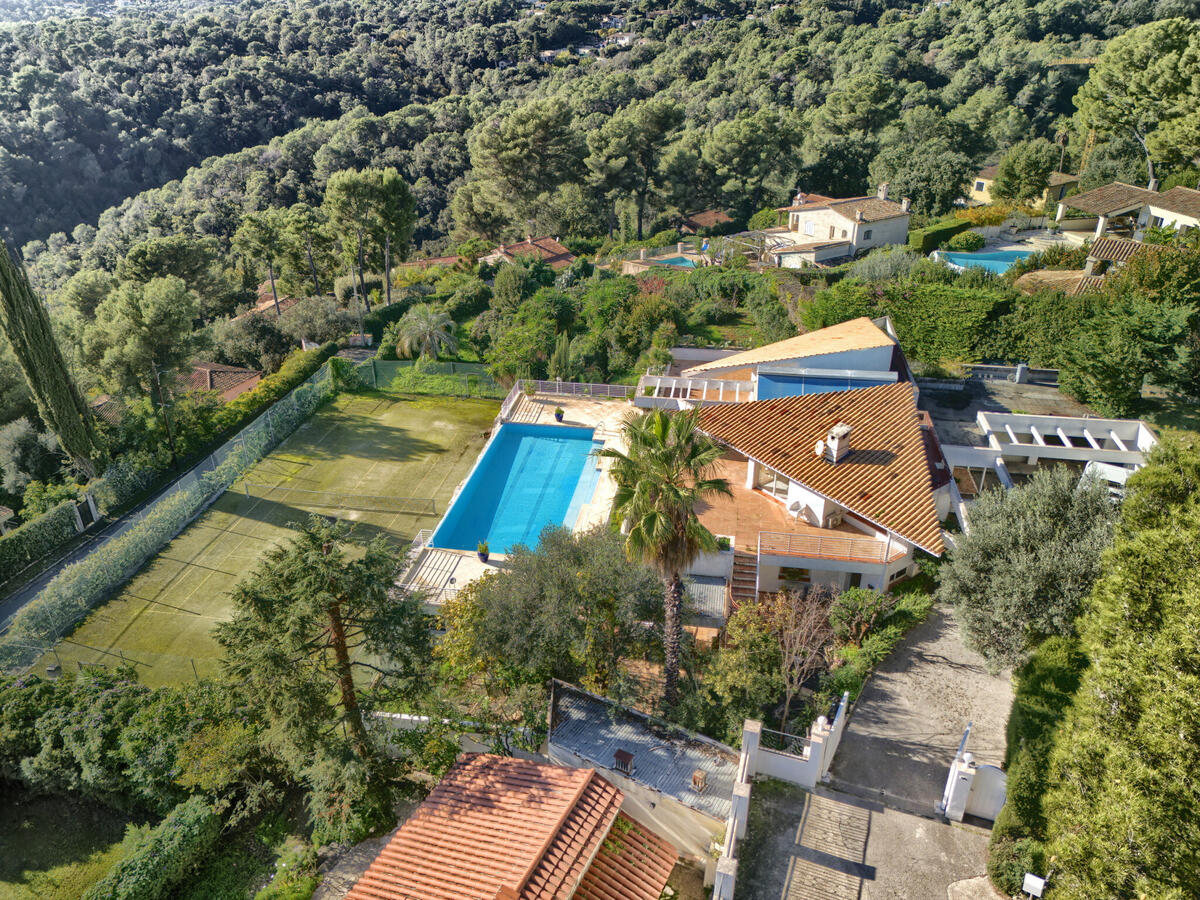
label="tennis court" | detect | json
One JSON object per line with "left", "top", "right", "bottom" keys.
{"left": 39, "top": 392, "right": 497, "bottom": 687}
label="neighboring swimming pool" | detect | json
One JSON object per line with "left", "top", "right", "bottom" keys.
{"left": 937, "top": 249, "right": 1033, "bottom": 274}
{"left": 757, "top": 372, "right": 895, "bottom": 400}
{"left": 429, "top": 423, "right": 602, "bottom": 553}
{"left": 654, "top": 255, "right": 698, "bottom": 268}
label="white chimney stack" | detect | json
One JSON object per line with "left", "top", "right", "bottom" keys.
{"left": 856, "top": 209, "right": 865, "bottom": 223}
{"left": 876, "top": 183, "right": 890, "bottom": 201}
{"left": 825, "top": 423, "right": 852, "bottom": 463}
{"left": 901, "top": 197, "right": 912, "bottom": 213}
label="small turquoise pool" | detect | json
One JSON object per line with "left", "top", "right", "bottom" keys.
{"left": 938, "top": 249, "right": 1033, "bottom": 274}
{"left": 430, "top": 423, "right": 601, "bottom": 553}
{"left": 655, "top": 255, "right": 697, "bottom": 268}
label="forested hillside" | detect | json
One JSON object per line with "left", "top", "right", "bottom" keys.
{"left": 15, "top": 0, "right": 1198, "bottom": 288}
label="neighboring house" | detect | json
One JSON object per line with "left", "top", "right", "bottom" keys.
{"left": 967, "top": 165, "right": 1077, "bottom": 206}
{"left": 604, "top": 31, "right": 638, "bottom": 47}
{"left": 771, "top": 185, "right": 911, "bottom": 267}
{"left": 696, "top": 382, "right": 950, "bottom": 598}
{"left": 345, "top": 752, "right": 677, "bottom": 900}
{"left": 1054, "top": 181, "right": 1200, "bottom": 240}
{"left": 1082, "top": 236, "right": 1144, "bottom": 276}
{"left": 679, "top": 209, "right": 733, "bottom": 234}
{"left": 185, "top": 362, "right": 261, "bottom": 401}
{"left": 393, "top": 254, "right": 467, "bottom": 270}
{"left": 233, "top": 283, "right": 298, "bottom": 321}
{"left": 547, "top": 681, "right": 740, "bottom": 861}
{"left": 637, "top": 316, "right": 909, "bottom": 405}
{"left": 481, "top": 236, "right": 576, "bottom": 271}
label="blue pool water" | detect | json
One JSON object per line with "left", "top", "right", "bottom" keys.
{"left": 757, "top": 372, "right": 894, "bottom": 400}
{"left": 938, "top": 249, "right": 1033, "bottom": 274}
{"left": 655, "top": 255, "right": 697, "bottom": 268}
{"left": 430, "top": 423, "right": 601, "bottom": 553}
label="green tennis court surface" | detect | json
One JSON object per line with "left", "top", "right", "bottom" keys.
{"left": 40, "top": 392, "right": 497, "bottom": 687}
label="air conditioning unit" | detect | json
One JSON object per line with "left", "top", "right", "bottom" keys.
{"left": 825, "top": 509, "right": 844, "bottom": 528}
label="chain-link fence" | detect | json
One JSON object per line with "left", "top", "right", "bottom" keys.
{"left": 342, "top": 358, "right": 506, "bottom": 398}
{"left": 0, "top": 363, "right": 336, "bottom": 673}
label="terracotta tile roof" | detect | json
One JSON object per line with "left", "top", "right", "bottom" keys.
{"left": 1068, "top": 274, "right": 1106, "bottom": 296}
{"left": 776, "top": 193, "right": 836, "bottom": 211}
{"left": 573, "top": 814, "right": 677, "bottom": 900}
{"left": 681, "top": 317, "right": 894, "bottom": 377}
{"left": 778, "top": 195, "right": 908, "bottom": 223}
{"left": 1088, "top": 237, "right": 1143, "bottom": 263}
{"left": 345, "top": 754, "right": 625, "bottom": 900}
{"left": 487, "top": 236, "right": 576, "bottom": 270}
{"left": 698, "top": 382, "right": 946, "bottom": 555}
{"left": 233, "top": 288, "right": 299, "bottom": 321}
{"left": 185, "top": 362, "right": 261, "bottom": 400}
{"left": 1047, "top": 171, "right": 1078, "bottom": 187}
{"left": 1061, "top": 182, "right": 1156, "bottom": 216}
{"left": 976, "top": 165, "right": 999, "bottom": 180}
{"left": 1151, "top": 185, "right": 1200, "bottom": 219}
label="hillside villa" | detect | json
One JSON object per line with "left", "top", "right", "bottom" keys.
{"left": 1053, "top": 180, "right": 1200, "bottom": 240}
{"left": 967, "top": 165, "right": 1077, "bottom": 207}
{"left": 480, "top": 235, "right": 576, "bottom": 270}
{"left": 766, "top": 184, "right": 911, "bottom": 267}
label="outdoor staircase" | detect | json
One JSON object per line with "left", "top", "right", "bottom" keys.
{"left": 730, "top": 551, "right": 758, "bottom": 611}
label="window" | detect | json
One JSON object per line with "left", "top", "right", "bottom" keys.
{"left": 804, "top": 220, "right": 815, "bottom": 236}
{"left": 841, "top": 229, "right": 847, "bottom": 238}
{"left": 862, "top": 229, "right": 873, "bottom": 240}
{"left": 779, "top": 566, "right": 811, "bottom": 584}
{"left": 848, "top": 572, "right": 862, "bottom": 589}
{"left": 755, "top": 467, "right": 790, "bottom": 500}
{"left": 829, "top": 226, "right": 836, "bottom": 238}
{"left": 974, "top": 181, "right": 985, "bottom": 192}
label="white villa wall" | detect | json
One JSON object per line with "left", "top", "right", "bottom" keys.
{"left": 757, "top": 556, "right": 915, "bottom": 592}
{"left": 546, "top": 742, "right": 722, "bottom": 861}
{"left": 785, "top": 210, "right": 908, "bottom": 254}
{"left": 783, "top": 480, "right": 829, "bottom": 524}
{"left": 759, "top": 343, "right": 895, "bottom": 374}
{"left": 689, "top": 544, "right": 735, "bottom": 579}
{"left": 1144, "top": 202, "right": 1199, "bottom": 231}
{"left": 854, "top": 214, "right": 909, "bottom": 251}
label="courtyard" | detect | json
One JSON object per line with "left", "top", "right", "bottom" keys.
{"left": 37, "top": 391, "right": 497, "bottom": 687}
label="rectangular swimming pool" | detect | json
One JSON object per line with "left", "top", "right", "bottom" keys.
{"left": 937, "top": 249, "right": 1033, "bottom": 274}
{"left": 429, "top": 423, "right": 602, "bottom": 553}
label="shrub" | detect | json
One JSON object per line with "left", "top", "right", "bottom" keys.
{"left": 82, "top": 796, "right": 222, "bottom": 900}
{"left": 846, "top": 247, "right": 921, "bottom": 282}
{"left": 907, "top": 219, "right": 972, "bottom": 254}
{"left": 945, "top": 231, "right": 986, "bottom": 252}
{"left": 362, "top": 296, "right": 416, "bottom": 342}
{"left": 0, "top": 501, "right": 78, "bottom": 583}
{"left": 211, "top": 343, "right": 338, "bottom": 435}
{"left": 332, "top": 273, "right": 385, "bottom": 306}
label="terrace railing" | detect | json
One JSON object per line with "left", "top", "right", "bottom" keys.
{"left": 758, "top": 530, "right": 906, "bottom": 564}
{"left": 636, "top": 373, "right": 754, "bottom": 405}
{"left": 520, "top": 379, "right": 632, "bottom": 399}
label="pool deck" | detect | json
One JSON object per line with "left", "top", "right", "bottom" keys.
{"left": 400, "top": 393, "right": 635, "bottom": 606}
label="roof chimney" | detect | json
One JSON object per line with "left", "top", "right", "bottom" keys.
{"left": 1148, "top": 177, "right": 1159, "bottom": 192}
{"left": 876, "top": 183, "right": 890, "bottom": 201}
{"left": 613, "top": 748, "right": 634, "bottom": 775}
{"left": 855, "top": 209, "right": 865, "bottom": 223}
{"left": 691, "top": 769, "right": 708, "bottom": 793}
{"left": 825, "top": 423, "right": 853, "bottom": 464}
{"left": 793, "top": 190, "right": 805, "bottom": 206}
{"left": 901, "top": 197, "right": 912, "bottom": 213}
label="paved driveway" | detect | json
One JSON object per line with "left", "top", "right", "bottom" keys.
{"left": 737, "top": 782, "right": 1000, "bottom": 900}
{"left": 829, "top": 604, "right": 1013, "bottom": 817}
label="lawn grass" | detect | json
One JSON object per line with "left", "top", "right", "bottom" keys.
{"left": 39, "top": 391, "right": 497, "bottom": 687}
{"left": 0, "top": 788, "right": 148, "bottom": 900}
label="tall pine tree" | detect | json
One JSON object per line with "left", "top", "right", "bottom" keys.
{"left": 0, "top": 243, "right": 103, "bottom": 478}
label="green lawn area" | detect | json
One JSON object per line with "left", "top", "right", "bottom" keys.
{"left": 0, "top": 789, "right": 147, "bottom": 900}
{"left": 41, "top": 391, "right": 497, "bottom": 687}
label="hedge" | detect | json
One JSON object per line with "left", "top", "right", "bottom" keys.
{"left": 211, "top": 342, "right": 337, "bottom": 434}
{"left": 908, "top": 220, "right": 973, "bottom": 254}
{"left": 0, "top": 360, "right": 336, "bottom": 669}
{"left": 0, "top": 501, "right": 78, "bottom": 580}
{"left": 83, "top": 796, "right": 222, "bottom": 900}
{"left": 362, "top": 298, "right": 416, "bottom": 343}
{"left": 945, "top": 230, "right": 986, "bottom": 252}
{"left": 333, "top": 272, "right": 385, "bottom": 305}
{"left": 987, "top": 636, "right": 1088, "bottom": 896}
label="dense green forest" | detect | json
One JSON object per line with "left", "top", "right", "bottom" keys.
{"left": 14, "top": 0, "right": 1196, "bottom": 289}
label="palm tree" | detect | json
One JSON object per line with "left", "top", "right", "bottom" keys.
{"left": 389, "top": 303, "right": 458, "bottom": 359}
{"left": 598, "top": 407, "right": 731, "bottom": 707}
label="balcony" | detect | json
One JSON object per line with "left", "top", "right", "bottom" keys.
{"left": 635, "top": 373, "right": 754, "bottom": 408}
{"left": 758, "top": 530, "right": 907, "bottom": 565}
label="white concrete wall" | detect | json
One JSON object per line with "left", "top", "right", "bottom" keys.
{"left": 1145, "top": 203, "right": 1200, "bottom": 231}
{"left": 783, "top": 480, "right": 828, "bottom": 523}
{"left": 547, "top": 742, "right": 722, "bottom": 861}
{"left": 689, "top": 545, "right": 735, "bottom": 579}
{"left": 855, "top": 215, "right": 908, "bottom": 251}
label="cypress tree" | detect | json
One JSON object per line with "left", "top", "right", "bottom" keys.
{"left": 0, "top": 244, "right": 103, "bottom": 478}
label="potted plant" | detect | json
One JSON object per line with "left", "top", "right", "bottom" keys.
{"left": 554, "top": 407, "right": 565, "bottom": 422}
{"left": 477, "top": 541, "right": 489, "bottom": 563}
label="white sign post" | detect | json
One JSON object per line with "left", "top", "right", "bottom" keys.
{"left": 1022, "top": 873, "right": 1046, "bottom": 898}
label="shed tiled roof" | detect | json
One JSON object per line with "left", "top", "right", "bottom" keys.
{"left": 976, "top": 165, "right": 999, "bottom": 180}
{"left": 574, "top": 814, "right": 677, "bottom": 900}
{"left": 698, "top": 382, "right": 946, "bottom": 555}
{"left": 681, "top": 317, "right": 894, "bottom": 377}
{"left": 1062, "top": 182, "right": 1156, "bottom": 216}
{"left": 1048, "top": 171, "right": 1078, "bottom": 187}
{"left": 681, "top": 209, "right": 733, "bottom": 230}
{"left": 1151, "top": 186, "right": 1200, "bottom": 219}
{"left": 1087, "top": 237, "right": 1143, "bottom": 263}
{"left": 1068, "top": 274, "right": 1106, "bottom": 296}
{"left": 185, "top": 362, "right": 260, "bottom": 397}
{"left": 346, "top": 754, "right": 623, "bottom": 900}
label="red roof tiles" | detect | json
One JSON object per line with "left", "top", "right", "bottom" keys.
{"left": 699, "top": 382, "right": 946, "bottom": 555}
{"left": 486, "top": 237, "right": 576, "bottom": 270}
{"left": 346, "top": 755, "right": 674, "bottom": 900}
{"left": 574, "top": 815, "right": 677, "bottom": 900}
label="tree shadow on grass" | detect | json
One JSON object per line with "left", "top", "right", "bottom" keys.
{"left": 0, "top": 785, "right": 148, "bottom": 894}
